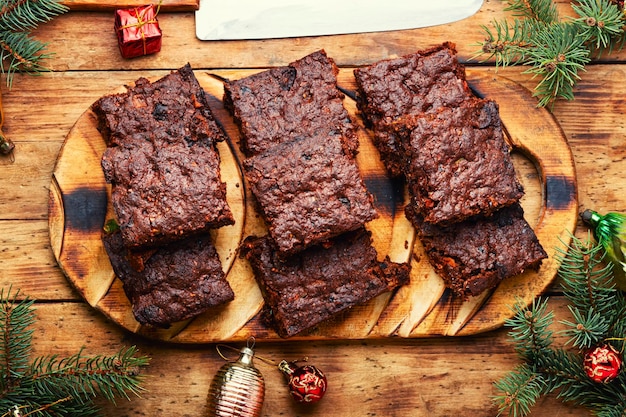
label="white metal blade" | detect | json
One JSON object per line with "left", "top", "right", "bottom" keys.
{"left": 196, "top": 0, "right": 483, "bottom": 40}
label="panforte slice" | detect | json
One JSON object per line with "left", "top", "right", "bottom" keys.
{"left": 354, "top": 42, "right": 472, "bottom": 176}
{"left": 226, "top": 50, "right": 376, "bottom": 254}
{"left": 102, "top": 231, "right": 234, "bottom": 328}
{"left": 413, "top": 203, "right": 548, "bottom": 298}
{"left": 94, "top": 64, "right": 234, "bottom": 249}
{"left": 400, "top": 98, "right": 524, "bottom": 225}
{"left": 243, "top": 133, "right": 377, "bottom": 255}
{"left": 241, "top": 229, "right": 410, "bottom": 338}
{"left": 224, "top": 49, "right": 358, "bottom": 158}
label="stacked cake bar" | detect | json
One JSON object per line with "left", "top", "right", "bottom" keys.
{"left": 354, "top": 43, "right": 547, "bottom": 298}
{"left": 225, "top": 50, "right": 410, "bottom": 337}
{"left": 93, "top": 64, "right": 235, "bottom": 327}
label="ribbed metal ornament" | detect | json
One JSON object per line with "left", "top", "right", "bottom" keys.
{"left": 207, "top": 346, "right": 265, "bottom": 417}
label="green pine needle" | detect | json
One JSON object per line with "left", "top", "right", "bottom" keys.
{"left": 505, "top": 297, "right": 554, "bottom": 359}
{"left": 493, "top": 364, "right": 546, "bottom": 417}
{"left": 0, "top": 288, "right": 150, "bottom": 416}
{"left": 493, "top": 234, "right": 626, "bottom": 417}
{"left": 0, "top": 288, "right": 35, "bottom": 388}
{"left": 521, "top": 22, "right": 590, "bottom": 107}
{"left": 504, "top": 0, "right": 560, "bottom": 24}
{"left": 0, "top": 0, "right": 68, "bottom": 87}
{"left": 474, "top": 0, "right": 625, "bottom": 107}
{"left": 0, "top": 0, "right": 68, "bottom": 32}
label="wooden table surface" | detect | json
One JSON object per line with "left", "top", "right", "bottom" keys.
{"left": 1, "top": 1, "right": 622, "bottom": 415}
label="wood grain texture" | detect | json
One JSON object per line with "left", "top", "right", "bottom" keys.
{"left": 48, "top": 68, "right": 577, "bottom": 343}
{"left": 26, "top": 298, "right": 586, "bottom": 417}
{"left": 0, "top": 1, "right": 622, "bottom": 415}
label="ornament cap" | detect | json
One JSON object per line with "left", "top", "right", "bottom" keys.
{"left": 581, "top": 209, "right": 601, "bottom": 226}
{"left": 238, "top": 347, "right": 256, "bottom": 366}
{"left": 278, "top": 360, "right": 296, "bottom": 376}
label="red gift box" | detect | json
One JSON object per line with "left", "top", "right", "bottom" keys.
{"left": 115, "top": 4, "right": 162, "bottom": 59}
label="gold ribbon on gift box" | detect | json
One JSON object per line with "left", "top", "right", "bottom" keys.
{"left": 117, "top": 2, "right": 161, "bottom": 55}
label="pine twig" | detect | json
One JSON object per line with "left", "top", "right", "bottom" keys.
{"left": 0, "top": 288, "right": 150, "bottom": 416}
{"left": 474, "top": 0, "right": 626, "bottom": 107}
{"left": 493, "top": 234, "right": 626, "bottom": 417}
{"left": 0, "top": 0, "right": 68, "bottom": 87}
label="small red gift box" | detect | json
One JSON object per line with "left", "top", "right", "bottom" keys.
{"left": 115, "top": 4, "right": 162, "bottom": 59}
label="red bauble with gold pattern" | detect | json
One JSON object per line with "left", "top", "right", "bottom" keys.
{"left": 278, "top": 360, "right": 327, "bottom": 403}
{"left": 583, "top": 343, "right": 623, "bottom": 384}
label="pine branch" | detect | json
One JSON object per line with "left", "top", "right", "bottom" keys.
{"left": 505, "top": 297, "right": 554, "bottom": 360}
{"left": 474, "top": 0, "right": 625, "bottom": 107}
{"left": 556, "top": 234, "right": 622, "bottom": 349}
{"left": 0, "top": 0, "right": 68, "bottom": 32}
{"left": 0, "top": 0, "right": 68, "bottom": 87}
{"left": 504, "top": 0, "right": 560, "bottom": 24}
{"left": 0, "top": 289, "right": 150, "bottom": 416}
{"left": 0, "top": 288, "right": 34, "bottom": 393}
{"left": 571, "top": 0, "right": 625, "bottom": 50}
{"left": 27, "top": 346, "right": 149, "bottom": 404}
{"left": 493, "top": 364, "right": 546, "bottom": 417}
{"left": 493, "top": 234, "right": 626, "bottom": 417}
{"left": 521, "top": 22, "right": 590, "bottom": 107}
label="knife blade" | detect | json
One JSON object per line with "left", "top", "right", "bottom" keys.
{"left": 195, "top": 0, "right": 483, "bottom": 40}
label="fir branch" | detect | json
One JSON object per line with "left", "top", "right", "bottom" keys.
{"left": 0, "top": 0, "right": 68, "bottom": 87}
{"left": 504, "top": 0, "right": 560, "bottom": 24}
{"left": 521, "top": 22, "right": 590, "bottom": 107}
{"left": 473, "top": 0, "right": 625, "bottom": 107}
{"left": 571, "top": 0, "right": 625, "bottom": 50}
{"left": 0, "top": 290, "right": 150, "bottom": 417}
{"left": 0, "top": 31, "right": 51, "bottom": 81}
{"left": 476, "top": 18, "right": 543, "bottom": 67}
{"left": 27, "top": 346, "right": 149, "bottom": 404}
{"left": 505, "top": 297, "right": 553, "bottom": 360}
{"left": 556, "top": 234, "right": 622, "bottom": 349}
{"left": 0, "top": 0, "right": 68, "bottom": 32}
{"left": 493, "top": 234, "right": 626, "bottom": 417}
{"left": 0, "top": 288, "right": 34, "bottom": 393}
{"left": 493, "top": 364, "right": 546, "bottom": 417}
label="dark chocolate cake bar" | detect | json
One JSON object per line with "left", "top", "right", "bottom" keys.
{"left": 94, "top": 64, "right": 234, "bottom": 249}
{"left": 354, "top": 42, "right": 473, "bottom": 177}
{"left": 413, "top": 203, "right": 547, "bottom": 298}
{"left": 243, "top": 133, "right": 377, "bottom": 255}
{"left": 241, "top": 229, "right": 410, "bottom": 338}
{"left": 224, "top": 49, "right": 359, "bottom": 158}
{"left": 400, "top": 98, "right": 524, "bottom": 225}
{"left": 102, "top": 231, "right": 234, "bottom": 327}
{"left": 225, "top": 50, "right": 376, "bottom": 254}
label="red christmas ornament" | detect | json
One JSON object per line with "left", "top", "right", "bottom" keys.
{"left": 583, "top": 343, "right": 623, "bottom": 383}
{"left": 278, "top": 360, "right": 327, "bottom": 403}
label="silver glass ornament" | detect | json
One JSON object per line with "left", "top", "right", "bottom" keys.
{"left": 207, "top": 346, "right": 265, "bottom": 417}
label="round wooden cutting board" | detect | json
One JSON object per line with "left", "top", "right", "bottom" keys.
{"left": 48, "top": 67, "right": 578, "bottom": 343}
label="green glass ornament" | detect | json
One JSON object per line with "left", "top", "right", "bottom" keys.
{"left": 581, "top": 209, "right": 626, "bottom": 290}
